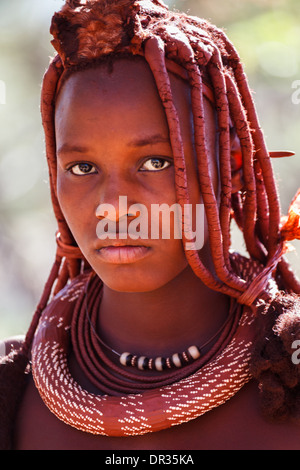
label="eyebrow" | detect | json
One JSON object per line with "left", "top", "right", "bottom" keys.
{"left": 57, "top": 144, "right": 90, "bottom": 155}
{"left": 57, "top": 134, "right": 170, "bottom": 155}
{"left": 128, "top": 134, "right": 170, "bottom": 147}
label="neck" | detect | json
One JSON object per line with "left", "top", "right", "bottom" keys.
{"left": 97, "top": 266, "right": 230, "bottom": 359}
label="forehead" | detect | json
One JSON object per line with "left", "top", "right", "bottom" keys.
{"left": 63, "top": 56, "right": 166, "bottom": 94}
{"left": 54, "top": 56, "right": 216, "bottom": 150}
{"left": 55, "top": 56, "right": 192, "bottom": 119}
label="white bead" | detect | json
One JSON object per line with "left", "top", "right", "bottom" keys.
{"left": 188, "top": 346, "right": 201, "bottom": 360}
{"left": 137, "top": 356, "right": 147, "bottom": 370}
{"left": 120, "top": 352, "right": 131, "bottom": 366}
{"left": 155, "top": 357, "right": 163, "bottom": 371}
{"left": 172, "top": 353, "right": 182, "bottom": 368}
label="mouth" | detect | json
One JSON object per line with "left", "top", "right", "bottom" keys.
{"left": 94, "top": 236, "right": 151, "bottom": 264}
{"left": 96, "top": 245, "right": 151, "bottom": 264}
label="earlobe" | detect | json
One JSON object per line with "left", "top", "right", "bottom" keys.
{"left": 230, "top": 128, "right": 244, "bottom": 193}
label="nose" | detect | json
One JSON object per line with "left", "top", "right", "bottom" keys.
{"left": 95, "top": 179, "right": 148, "bottom": 240}
{"left": 95, "top": 174, "right": 139, "bottom": 223}
{"left": 95, "top": 195, "right": 135, "bottom": 222}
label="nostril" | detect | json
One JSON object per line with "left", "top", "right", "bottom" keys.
{"left": 95, "top": 196, "right": 138, "bottom": 221}
{"left": 95, "top": 202, "right": 116, "bottom": 220}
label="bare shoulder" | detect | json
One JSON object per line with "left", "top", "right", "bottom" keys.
{"left": 0, "top": 335, "right": 25, "bottom": 358}
{"left": 14, "top": 373, "right": 300, "bottom": 450}
{"left": 221, "top": 379, "right": 300, "bottom": 450}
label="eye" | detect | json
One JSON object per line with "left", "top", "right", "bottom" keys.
{"left": 68, "top": 162, "right": 97, "bottom": 176}
{"left": 140, "top": 157, "right": 171, "bottom": 172}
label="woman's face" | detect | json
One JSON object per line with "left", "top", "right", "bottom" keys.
{"left": 55, "top": 57, "right": 217, "bottom": 292}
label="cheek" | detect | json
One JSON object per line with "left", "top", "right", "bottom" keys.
{"left": 56, "top": 171, "right": 97, "bottom": 241}
{"left": 57, "top": 168, "right": 98, "bottom": 209}
{"left": 57, "top": 173, "right": 78, "bottom": 222}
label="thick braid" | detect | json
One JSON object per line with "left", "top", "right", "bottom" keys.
{"left": 144, "top": 36, "right": 236, "bottom": 296}
{"left": 214, "top": 28, "right": 282, "bottom": 259}
{"left": 225, "top": 72, "right": 265, "bottom": 262}
{"left": 221, "top": 43, "right": 300, "bottom": 292}
{"left": 41, "top": 57, "right": 85, "bottom": 284}
{"left": 152, "top": 24, "right": 248, "bottom": 294}
{"left": 204, "top": 51, "right": 233, "bottom": 271}
{"left": 188, "top": 19, "right": 282, "bottom": 267}
{"left": 191, "top": 30, "right": 276, "bottom": 267}
{"left": 185, "top": 54, "right": 245, "bottom": 291}
{"left": 139, "top": 9, "right": 285, "bottom": 303}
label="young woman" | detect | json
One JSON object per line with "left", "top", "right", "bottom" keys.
{"left": 1, "top": 0, "right": 300, "bottom": 450}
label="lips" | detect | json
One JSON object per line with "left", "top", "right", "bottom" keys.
{"left": 96, "top": 245, "right": 151, "bottom": 264}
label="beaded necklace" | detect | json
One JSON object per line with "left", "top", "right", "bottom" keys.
{"left": 70, "top": 274, "right": 240, "bottom": 395}
{"left": 31, "top": 272, "right": 257, "bottom": 436}
{"left": 84, "top": 275, "right": 236, "bottom": 374}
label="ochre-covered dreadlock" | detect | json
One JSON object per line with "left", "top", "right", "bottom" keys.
{"left": 1, "top": 0, "right": 300, "bottom": 449}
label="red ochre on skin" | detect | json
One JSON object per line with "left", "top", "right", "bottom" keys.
{"left": 97, "top": 245, "right": 151, "bottom": 264}
{"left": 55, "top": 58, "right": 217, "bottom": 294}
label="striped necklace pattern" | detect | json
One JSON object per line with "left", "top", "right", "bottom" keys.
{"left": 31, "top": 271, "right": 257, "bottom": 436}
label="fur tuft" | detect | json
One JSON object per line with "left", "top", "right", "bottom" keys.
{"left": 251, "top": 293, "right": 300, "bottom": 423}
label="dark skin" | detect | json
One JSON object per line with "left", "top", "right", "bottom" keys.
{"left": 55, "top": 58, "right": 228, "bottom": 357}
{"left": 9, "top": 58, "right": 300, "bottom": 449}
{"left": 12, "top": 376, "right": 300, "bottom": 450}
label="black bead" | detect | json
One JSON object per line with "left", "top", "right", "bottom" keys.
{"left": 126, "top": 354, "right": 133, "bottom": 366}
{"left": 178, "top": 353, "right": 184, "bottom": 366}
{"left": 143, "top": 357, "right": 150, "bottom": 369}
{"left": 161, "top": 357, "right": 167, "bottom": 370}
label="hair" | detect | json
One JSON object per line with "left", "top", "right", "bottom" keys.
{"left": 1, "top": 0, "right": 300, "bottom": 449}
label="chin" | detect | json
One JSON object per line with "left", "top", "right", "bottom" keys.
{"left": 98, "top": 275, "right": 165, "bottom": 293}
{"left": 88, "top": 252, "right": 189, "bottom": 293}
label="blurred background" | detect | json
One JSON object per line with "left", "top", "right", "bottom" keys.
{"left": 0, "top": 0, "right": 300, "bottom": 338}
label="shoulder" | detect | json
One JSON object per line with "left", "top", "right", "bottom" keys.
{"left": 0, "top": 335, "right": 25, "bottom": 359}
{"left": 50, "top": 271, "right": 91, "bottom": 305}
{"left": 230, "top": 251, "right": 264, "bottom": 277}
{"left": 220, "top": 379, "right": 300, "bottom": 450}
{"left": 32, "top": 272, "right": 92, "bottom": 327}
{"left": 14, "top": 375, "right": 300, "bottom": 450}
{"left": 0, "top": 273, "right": 91, "bottom": 360}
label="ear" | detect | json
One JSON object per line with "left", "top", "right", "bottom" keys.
{"left": 230, "top": 127, "right": 244, "bottom": 193}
